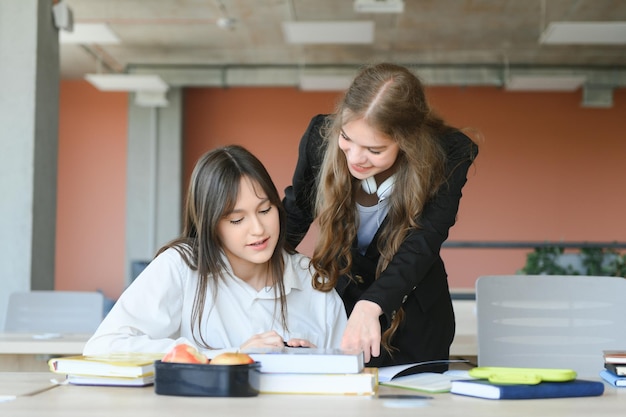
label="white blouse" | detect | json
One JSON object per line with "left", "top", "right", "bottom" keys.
{"left": 83, "top": 248, "right": 347, "bottom": 356}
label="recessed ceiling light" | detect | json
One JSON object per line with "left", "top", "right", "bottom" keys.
{"left": 282, "top": 21, "right": 374, "bottom": 44}
{"left": 354, "top": 0, "right": 404, "bottom": 14}
{"left": 85, "top": 74, "right": 168, "bottom": 92}
{"left": 540, "top": 22, "right": 626, "bottom": 44}
{"left": 60, "top": 23, "right": 121, "bottom": 44}
{"left": 505, "top": 75, "right": 586, "bottom": 91}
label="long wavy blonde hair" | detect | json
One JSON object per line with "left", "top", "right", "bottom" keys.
{"left": 311, "top": 63, "right": 453, "bottom": 352}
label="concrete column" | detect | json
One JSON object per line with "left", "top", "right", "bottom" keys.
{"left": 125, "top": 88, "right": 183, "bottom": 286}
{"left": 0, "top": 0, "right": 59, "bottom": 327}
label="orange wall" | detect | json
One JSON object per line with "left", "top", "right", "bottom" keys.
{"left": 429, "top": 87, "right": 626, "bottom": 286}
{"left": 183, "top": 88, "right": 340, "bottom": 198}
{"left": 56, "top": 81, "right": 128, "bottom": 297}
{"left": 57, "top": 82, "right": 626, "bottom": 298}
{"left": 183, "top": 86, "right": 626, "bottom": 288}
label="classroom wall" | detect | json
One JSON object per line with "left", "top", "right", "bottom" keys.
{"left": 427, "top": 87, "right": 626, "bottom": 287}
{"left": 56, "top": 81, "right": 128, "bottom": 297}
{"left": 56, "top": 81, "right": 626, "bottom": 298}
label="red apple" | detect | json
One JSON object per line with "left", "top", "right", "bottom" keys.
{"left": 210, "top": 352, "right": 254, "bottom": 365}
{"left": 162, "top": 344, "right": 209, "bottom": 364}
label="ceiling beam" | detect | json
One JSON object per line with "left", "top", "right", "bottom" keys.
{"left": 128, "top": 64, "right": 626, "bottom": 88}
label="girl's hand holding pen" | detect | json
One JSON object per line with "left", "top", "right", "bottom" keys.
{"left": 283, "top": 338, "right": 315, "bottom": 348}
{"left": 240, "top": 331, "right": 315, "bottom": 349}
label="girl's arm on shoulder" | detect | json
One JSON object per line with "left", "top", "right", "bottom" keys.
{"left": 283, "top": 114, "right": 328, "bottom": 248}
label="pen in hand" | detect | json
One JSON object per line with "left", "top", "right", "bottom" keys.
{"left": 283, "top": 341, "right": 310, "bottom": 348}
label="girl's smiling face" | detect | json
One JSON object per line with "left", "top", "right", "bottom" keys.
{"left": 338, "top": 118, "right": 400, "bottom": 180}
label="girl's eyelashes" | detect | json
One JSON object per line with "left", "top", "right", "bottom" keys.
{"left": 340, "top": 129, "right": 383, "bottom": 154}
{"left": 226, "top": 205, "right": 272, "bottom": 224}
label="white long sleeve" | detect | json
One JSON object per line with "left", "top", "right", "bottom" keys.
{"left": 83, "top": 249, "right": 347, "bottom": 355}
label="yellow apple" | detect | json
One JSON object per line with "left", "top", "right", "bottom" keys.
{"left": 162, "top": 344, "right": 209, "bottom": 364}
{"left": 210, "top": 352, "right": 254, "bottom": 365}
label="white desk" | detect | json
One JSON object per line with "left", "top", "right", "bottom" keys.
{"left": 0, "top": 305, "right": 477, "bottom": 370}
{"left": 0, "top": 333, "right": 90, "bottom": 371}
{"left": 0, "top": 372, "right": 624, "bottom": 417}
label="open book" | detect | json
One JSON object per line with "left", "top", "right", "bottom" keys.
{"left": 377, "top": 359, "right": 470, "bottom": 393}
{"left": 377, "top": 359, "right": 469, "bottom": 382}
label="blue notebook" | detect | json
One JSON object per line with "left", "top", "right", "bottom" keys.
{"left": 600, "top": 369, "right": 626, "bottom": 387}
{"left": 450, "top": 379, "right": 605, "bottom": 400}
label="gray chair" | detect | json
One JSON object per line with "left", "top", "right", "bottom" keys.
{"left": 4, "top": 290, "right": 104, "bottom": 333}
{"left": 476, "top": 275, "right": 626, "bottom": 377}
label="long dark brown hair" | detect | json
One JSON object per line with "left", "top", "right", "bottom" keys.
{"left": 157, "top": 145, "right": 291, "bottom": 349}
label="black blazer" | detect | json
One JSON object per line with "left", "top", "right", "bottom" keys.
{"left": 283, "top": 114, "right": 479, "bottom": 368}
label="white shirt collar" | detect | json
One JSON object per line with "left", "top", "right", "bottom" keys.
{"left": 222, "top": 251, "right": 305, "bottom": 304}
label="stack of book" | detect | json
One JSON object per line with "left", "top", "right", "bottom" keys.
{"left": 242, "top": 348, "right": 376, "bottom": 395}
{"left": 600, "top": 350, "right": 626, "bottom": 387}
{"left": 48, "top": 353, "right": 163, "bottom": 387}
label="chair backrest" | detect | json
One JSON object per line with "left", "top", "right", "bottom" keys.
{"left": 476, "top": 275, "right": 626, "bottom": 377}
{"left": 4, "top": 290, "right": 104, "bottom": 333}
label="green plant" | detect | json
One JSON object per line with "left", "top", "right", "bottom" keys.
{"left": 520, "top": 246, "right": 575, "bottom": 275}
{"left": 606, "top": 251, "right": 626, "bottom": 278}
{"left": 520, "top": 246, "right": 626, "bottom": 277}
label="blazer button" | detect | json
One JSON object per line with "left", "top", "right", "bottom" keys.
{"left": 355, "top": 275, "right": 364, "bottom": 284}
{"left": 402, "top": 295, "right": 408, "bottom": 303}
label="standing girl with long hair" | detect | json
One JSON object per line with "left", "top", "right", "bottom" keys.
{"left": 284, "top": 63, "right": 479, "bottom": 369}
